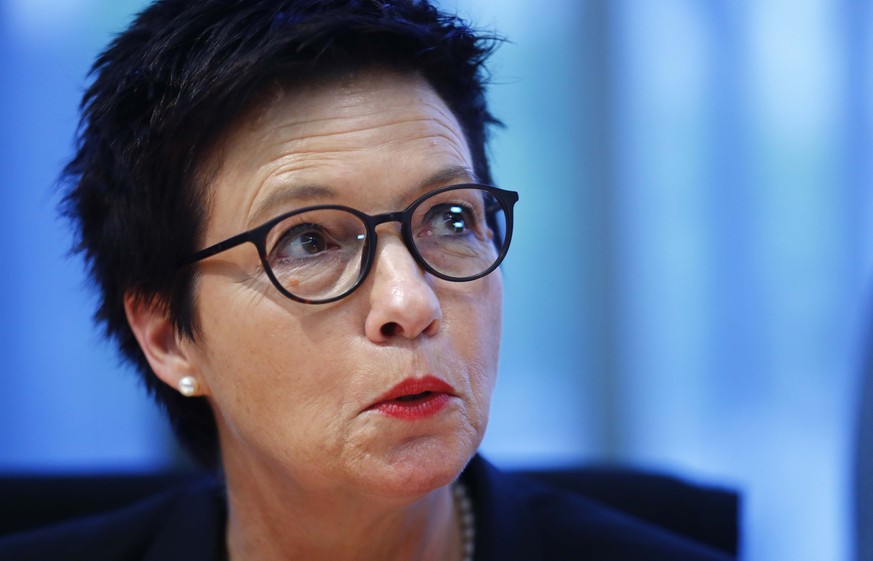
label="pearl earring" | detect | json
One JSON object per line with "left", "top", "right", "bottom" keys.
{"left": 178, "top": 376, "right": 199, "bottom": 397}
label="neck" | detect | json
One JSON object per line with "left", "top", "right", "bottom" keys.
{"left": 222, "top": 463, "right": 463, "bottom": 561}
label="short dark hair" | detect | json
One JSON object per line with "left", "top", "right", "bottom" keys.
{"left": 62, "top": 0, "right": 501, "bottom": 468}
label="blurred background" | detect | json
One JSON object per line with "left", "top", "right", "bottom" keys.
{"left": 1, "top": 0, "right": 871, "bottom": 560}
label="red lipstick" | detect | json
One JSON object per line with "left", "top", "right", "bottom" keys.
{"left": 368, "top": 376, "right": 456, "bottom": 420}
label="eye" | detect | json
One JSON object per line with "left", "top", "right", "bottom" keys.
{"left": 272, "top": 224, "right": 337, "bottom": 260}
{"left": 443, "top": 205, "right": 469, "bottom": 233}
{"left": 427, "top": 203, "right": 475, "bottom": 236}
{"left": 296, "top": 231, "right": 327, "bottom": 254}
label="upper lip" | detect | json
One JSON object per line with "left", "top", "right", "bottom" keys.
{"left": 366, "top": 375, "right": 457, "bottom": 409}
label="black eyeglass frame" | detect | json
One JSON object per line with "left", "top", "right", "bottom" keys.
{"left": 184, "top": 183, "right": 519, "bottom": 304}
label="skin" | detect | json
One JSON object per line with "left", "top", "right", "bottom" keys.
{"left": 126, "top": 70, "right": 503, "bottom": 560}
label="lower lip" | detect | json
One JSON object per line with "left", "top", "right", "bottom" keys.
{"left": 372, "top": 393, "right": 452, "bottom": 420}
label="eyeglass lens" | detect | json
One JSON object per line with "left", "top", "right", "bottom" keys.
{"left": 262, "top": 186, "right": 509, "bottom": 302}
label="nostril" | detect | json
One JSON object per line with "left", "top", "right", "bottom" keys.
{"left": 380, "top": 322, "right": 399, "bottom": 337}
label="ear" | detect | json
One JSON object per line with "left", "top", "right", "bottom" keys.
{"left": 124, "top": 292, "right": 208, "bottom": 397}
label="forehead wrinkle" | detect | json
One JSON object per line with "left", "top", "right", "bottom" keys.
{"left": 210, "top": 72, "right": 473, "bottom": 238}
{"left": 266, "top": 116, "right": 468, "bottom": 166}
{"left": 248, "top": 147, "right": 473, "bottom": 227}
{"left": 276, "top": 112, "right": 462, "bottom": 142}
{"left": 267, "top": 128, "right": 466, "bottom": 178}
{"left": 251, "top": 114, "right": 472, "bottom": 214}
{"left": 263, "top": 126, "right": 470, "bottom": 193}
{"left": 262, "top": 85, "right": 464, "bottom": 143}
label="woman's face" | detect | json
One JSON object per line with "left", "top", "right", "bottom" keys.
{"left": 184, "top": 71, "right": 502, "bottom": 498}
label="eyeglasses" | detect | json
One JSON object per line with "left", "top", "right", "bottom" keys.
{"left": 184, "top": 184, "right": 519, "bottom": 304}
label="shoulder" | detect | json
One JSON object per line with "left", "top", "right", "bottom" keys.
{"left": 0, "top": 477, "right": 225, "bottom": 561}
{"left": 461, "top": 455, "right": 737, "bottom": 561}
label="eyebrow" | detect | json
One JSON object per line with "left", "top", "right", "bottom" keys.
{"left": 249, "top": 165, "right": 479, "bottom": 226}
{"left": 416, "top": 165, "right": 479, "bottom": 192}
{"left": 249, "top": 184, "right": 337, "bottom": 226}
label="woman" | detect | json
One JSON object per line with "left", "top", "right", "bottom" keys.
{"left": 0, "top": 1, "right": 732, "bottom": 559}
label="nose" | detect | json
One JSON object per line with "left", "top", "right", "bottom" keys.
{"left": 364, "top": 233, "right": 442, "bottom": 343}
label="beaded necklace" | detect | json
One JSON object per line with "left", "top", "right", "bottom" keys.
{"left": 452, "top": 482, "right": 475, "bottom": 561}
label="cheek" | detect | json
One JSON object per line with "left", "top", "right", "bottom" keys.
{"left": 189, "top": 286, "right": 345, "bottom": 438}
{"left": 450, "top": 273, "right": 503, "bottom": 413}
{"left": 473, "top": 271, "right": 503, "bottom": 362}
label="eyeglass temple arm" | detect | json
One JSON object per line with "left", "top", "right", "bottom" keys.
{"left": 182, "top": 231, "right": 255, "bottom": 266}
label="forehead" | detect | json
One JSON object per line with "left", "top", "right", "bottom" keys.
{"left": 200, "top": 69, "right": 475, "bottom": 237}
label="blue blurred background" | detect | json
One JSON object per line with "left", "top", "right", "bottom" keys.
{"left": 1, "top": 1, "right": 871, "bottom": 560}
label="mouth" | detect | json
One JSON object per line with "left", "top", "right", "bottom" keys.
{"left": 395, "top": 391, "right": 438, "bottom": 402}
{"left": 366, "top": 376, "right": 457, "bottom": 420}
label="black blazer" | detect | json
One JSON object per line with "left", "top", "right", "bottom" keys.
{"left": 0, "top": 455, "right": 737, "bottom": 560}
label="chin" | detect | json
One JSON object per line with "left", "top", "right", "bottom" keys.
{"left": 363, "top": 435, "right": 478, "bottom": 498}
